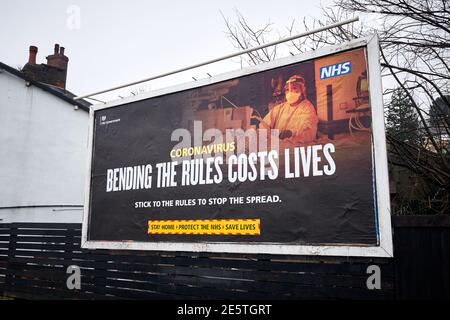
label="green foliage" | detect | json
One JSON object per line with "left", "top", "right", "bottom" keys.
{"left": 386, "top": 88, "right": 421, "bottom": 146}
{"left": 429, "top": 95, "right": 450, "bottom": 139}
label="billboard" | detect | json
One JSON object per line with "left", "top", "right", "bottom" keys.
{"left": 82, "top": 35, "right": 393, "bottom": 257}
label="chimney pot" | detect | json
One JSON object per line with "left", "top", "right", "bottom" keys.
{"left": 28, "top": 46, "right": 38, "bottom": 65}
{"left": 24, "top": 43, "right": 69, "bottom": 89}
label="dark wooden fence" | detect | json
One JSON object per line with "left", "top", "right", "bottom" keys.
{"left": 0, "top": 218, "right": 448, "bottom": 300}
{"left": 392, "top": 215, "right": 450, "bottom": 299}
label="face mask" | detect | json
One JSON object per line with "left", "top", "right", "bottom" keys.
{"left": 286, "top": 91, "right": 301, "bottom": 105}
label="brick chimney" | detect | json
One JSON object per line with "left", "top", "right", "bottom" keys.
{"left": 46, "top": 44, "right": 69, "bottom": 71}
{"left": 28, "top": 46, "right": 38, "bottom": 65}
{"left": 22, "top": 43, "right": 69, "bottom": 89}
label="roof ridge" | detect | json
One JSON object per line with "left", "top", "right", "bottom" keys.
{"left": 0, "top": 61, "right": 91, "bottom": 111}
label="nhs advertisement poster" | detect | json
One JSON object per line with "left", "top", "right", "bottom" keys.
{"left": 83, "top": 38, "right": 393, "bottom": 256}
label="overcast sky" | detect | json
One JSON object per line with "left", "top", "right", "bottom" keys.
{"left": 1, "top": 0, "right": 336, "bottom": 102}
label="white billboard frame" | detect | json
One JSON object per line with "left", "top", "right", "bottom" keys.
{"left": 81, "top": 34, "right": 393, "bottom": 257}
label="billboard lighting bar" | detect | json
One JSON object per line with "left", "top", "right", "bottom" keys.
{"left": 75, "top": 16, "right": 359, "bottom": 101}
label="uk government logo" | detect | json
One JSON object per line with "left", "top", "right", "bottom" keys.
{"left": 100, "top": 115, "right": 121, "bottom": 125}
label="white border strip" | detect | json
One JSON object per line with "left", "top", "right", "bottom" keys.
{"left": 81, "top": 35, "right": 393, "bottom": 257}
{"left": 366, "top": 34, "right": 393, "bottom": 257}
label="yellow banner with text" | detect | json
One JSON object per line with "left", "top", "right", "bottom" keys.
{"left": 148, "top": 219, "right": 260, "bottom": 235}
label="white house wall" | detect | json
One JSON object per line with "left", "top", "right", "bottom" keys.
{"left": 0, "top": 70, "right": 88, "bottom": 223}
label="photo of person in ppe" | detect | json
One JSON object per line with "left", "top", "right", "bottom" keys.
{"left": 260, "top": 75, "right": 318, "bottom": 143}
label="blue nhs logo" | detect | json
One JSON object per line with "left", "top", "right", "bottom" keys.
{"left": 320, "top": 61, "right": 352, "bottom": 79}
